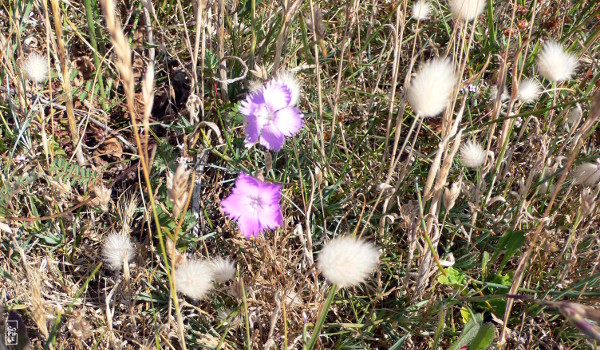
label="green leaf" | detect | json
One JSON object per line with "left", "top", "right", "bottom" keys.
{"left": 438, "top": 267, "right": 468, "bottom": 288}
{"left": 448, "top": 313, "right": 484, "bottom": 350}
{"left": 468, "top": 323, "right": 495, "bottom": 350}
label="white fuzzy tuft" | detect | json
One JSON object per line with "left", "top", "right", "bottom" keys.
{"left": 274, "top": 71, "right": 301, "bottom": 106}
{"left": 573, "top": 161, "right": 600, "bottom": 186}
{"left": 448, "top": 0, "right": 486, "bottom": 21}
{"left": 102, "top": 233, "right": 136, "bottom": 271}
{"left": 24, "top": 52, "right": 49, "bottom": 83}
{"left": 460, "top": 140, "right": 486, "bottom": 168}
{"left": 536, "top": 41, "right": 578, "bottom": 82}
{"left": 407, "top": 58, "right": 457, "bottom": 117}
{"left": 317, "top": 237, "right": 380, "bottom": 288}
{"left": 517, "top": 79, "right": 541, "bottom": 104}
{"left": 489, "top": 85, "right": 509, "bottom": 102}
{"left": 175, "top": 259, "right": 214, "bottom": 300}
{"left": 412, "top": 0, "right": 432, "bottom": 20}
{"left": 209, "top": 257, "right": 236, "bottom": 283}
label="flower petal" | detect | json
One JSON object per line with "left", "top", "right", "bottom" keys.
{"left": 274, "top": 106, "right": 304, "bottom": 137}
{"left": 263, "top": 82, "right": 291, "bottom": 112}
{"left": 221, "top": 193, "right": 248, "bottom": 220}
{"left": 238, "top": 213, "right": 262, "bottom": 238}
{"left": 259, "top": 124, "right": 285, "bottom": 151}
{"left": 243, "top": 113, "right": 260, "bottom": 145}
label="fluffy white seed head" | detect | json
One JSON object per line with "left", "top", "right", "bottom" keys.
{"left": 274, "top": 70, "right": 301, "bottom": 106}
{"left": 460, "top": 140, "right": 486, "bottom": 168}
{"left": 407, "top": 58, "right": 457, "bottom": 117}
{"left": 489, "top": 85, "right": 509, "bottom": 102}
{"left": 209, "top": 257, "right": 236, "bottom": 283}
{"left": 517, "top": 79, "right": 541, "bottom": 104}
{"left": 448, "top": 0, "right": 486, "bottom": 21}
{"left": 175, "top": 259, "right": 214, "bottom": 300}
{"left": 102, "top": 233, "right": 136, "bottom": 271}
{"left": 412, "top": 0, "right": 432, "bottom": 20}
{"left": 23, "top": 52, "right": 49, "bottom": 83}
{"left": 536, "top": 41, "right": 578, "bottom": 82}
{"left": 573, "top": 161, "right": 600, "bottom": 186}
{"left": 317, "top": 237, "right": 380, "bottom": 288}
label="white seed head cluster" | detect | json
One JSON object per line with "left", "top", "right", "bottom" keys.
{"left": 460, "top": 140, "right": 486, "bottom": 168}
{"left": 317, "top": 236, "right": 380, "bottom": 288}
{"left": 274, "top": 71, "right": 301, "bottom": 106}
{"left": 536, "top": 41, "right": 578, "bottom": 82}
{"left": 517, "top": 79, "right": 541, "bottom": 104}
{"left": 209, "top": 257, "right": 236, "bottom": 283}
{"left": 448, "top": 0, "right": 486, "bottom": 21}
{"left": 489, "top": 85, "right": 509, "bottom": 102}
{"left": 412, "top": 0, "right": 432, "bottom": 20}
{"left": 175, "top": 259, "right": 214, "bottom": 300}
{"left": 102, "top": 233, "right": 136, "bottom": 271}
{"left": 573, "top": 161, "right": 600, "bottom": 186}
{"left": 407, "top": 58, "right": 457, "bottom": 117}
{"left": 24, "top": 52, "right": 49, "bottom": 83}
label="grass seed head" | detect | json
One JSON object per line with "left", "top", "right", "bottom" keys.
{"left": 460, "top": 140, "right": 486, "bottom": 168}
{"left": 317, "top": 236, "right": 380, "bottom": 288}
{"left": 448, "top": 0, "right": 486, "bottom": 21}
{"left": 412, "top": 0, "right": 432, "bottom": 20}
{"left": 166, "top": 162, "right": 191, "bottom": 218}
{"left": 517, "top": 79, "right": 541, "bottom": 104}
{"left": 489, "top": 84, "right": 509, "bottom": 102}
{"left": 407, "top": 58, "right": 457, "bottom": 117}
{"left": 102, "top": 232, "right": 136, "bottom": 271}
{"left": 209, "top": 257, "right": 236, "bottom": 283}
{"left": 537, "top": 41, "right": 578, "bottom": 82}
{"left": 573, "top": 161, "right": 600, "bottom": 186}
{"left": 24, "top": 52, "right": 49, "bottom": 83}
{"left": 175, "top": 259, "right": 214, "bottom": 300}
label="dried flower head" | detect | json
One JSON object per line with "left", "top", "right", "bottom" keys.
{"left": 412, "top": 0, "right": 432, "bottom": 20}
{"left": 317, "top": 236, "right": 380, "bottom": 288}
{"left": 166, "top": 162, "right": 191, "bottom": 218}
{"left": 221, "top": 173, "right": 283, "bottom": 238}
{"left": 517, "top": 79, "right": 541, "bottom": 104}
{"left": 24, "top": 52, "right": 49, "bottom": 83}
{"left": 460, "top": 140, "right": 486, "bottom": 168}
{"left": 175, "top": 259, "right": 214, "bottom": 300}
{"left": 90, "top": 185, "right": 112, "bottom": 212}
{"left": 209, "top": 257, "right": 236, "bottom": 283}
{"left": 443, "top": 180, "right": 462, "bottom": 211}
{"left": 448, "top": 0, "right": 486, "bottom": 21}
{"left": 537, "top": 41, "right": 578, "bottom": 82}
{"left": 102, "top": 233, "right": 135, "bottom": 271}
{"left": 573, "top": 160, "right": 600, "bottom": 186}
{"left": 407, "top": 58, "right": 457, "bottom": 117}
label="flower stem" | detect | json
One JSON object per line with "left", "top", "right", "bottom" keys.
{"left": 305, "top": 284, "right": 337, "bottom": 350}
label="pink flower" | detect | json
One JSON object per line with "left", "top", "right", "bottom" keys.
{"left": 240, "top": 79, "right": 304, "bottom": 151}
{"left": 221, "top": 173, "right": 283, "bottom": 238}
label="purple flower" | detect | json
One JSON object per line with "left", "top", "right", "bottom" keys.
{"left": 240, "top": 80, "right": 304, "bottom": 151}
{"left": 221, "top": 173, "right": 283, "bottom": 238}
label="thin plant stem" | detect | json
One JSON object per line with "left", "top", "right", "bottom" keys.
{"left": 305, "top": 284, "right": 337, "bottom": 350}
